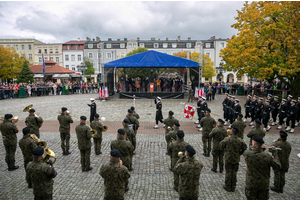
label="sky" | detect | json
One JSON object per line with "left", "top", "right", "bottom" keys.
{"left": 0, "top": 1, "right": 246, "bottom": 43}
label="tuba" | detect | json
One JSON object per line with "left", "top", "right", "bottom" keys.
{"left": 43, "top": 148, "right": 56, "bottom": 165}
{"left": 30, "top": 134, "right": 47, "bottom": 148}
{"left": 23, "top": 104, "right": 43, "bottom": 128}
{"left": 103, "top": 125, "right": 108, "bottom": 132}
{"left": 0, "top": 116, "right": 18, "bottom": 123}
{"left": 86, "top": 124, "right": 98, "bottom": 137}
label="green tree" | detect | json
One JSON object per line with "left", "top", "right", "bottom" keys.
{"left": 126, "top": 47, "right": 148, "bottom": 57}
{"left": 16, "top": 60, "right": 34, "bottom": 83}
{"left": 220, "top": 1, "right": 300, "bottom": 96}
{"left": 84, "top": 60, "right": 95, "bottom": 75}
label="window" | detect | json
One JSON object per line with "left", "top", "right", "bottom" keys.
{"left": 197, "top": 43, "right": 201, "bottom": 47}
{"left": 237, "top": 76, "right": 242, "bottom": 81}
{"left": 29, "top": 54, "right": 32, "bottom": 59}
{"left": 44, "top": 57, "right": 48, "bottom": 61}
{"left": 206, "top": 43, "right": 211, "bottom": 48}
{"left": 206, "top": 52, "right": 210, "bottom": 58}
{"left": 38, "top": 49, "right": 41, "bottom": 53}
{"left": 139, "top": 43, "right": 144, "bottom": 47}
{"left": 50, "top": 57, "right": 53, "bottom": 61}
{"left": 72, "top": 65, "right": 75, "bottom": 71}
{"left": 65, "top": 55, "right": 69, "bottom": 61}
{"left": 186, "top": 43, "right": 191, "bottom": 48}
{"left": 106, "top": 52, "right": 112, "bottom": 58}
{"left": 7, "top": 45, "right": 10, "bottom": 48}
{"left": 220, "top": 42, "right": 225, "bottom": 48}
{"left": 98, "top": 53, "right": 101, "bottom": 58}
{"left": 50, "top": 49, "right": 53, "bottom": 53}
{"left": 88, "top": 53, "right": 93, "bottom": 59}
{"left": 205, "top": 78, "right": 209, "bottom": 81}
{"left": 120, "top": 43, "right": 125, "bottom": 48}
{"left": 78, "top": 55, "right": 81, "bottom": 61}
{"left": 65, "top": 65, "right": 69, "bottom": 69}
{"left": 28, "top": 45, "right": 32, "bottom": 50}
{"left": 163, "top": 43, "right": 168, "bottom": 48}
{"left": 154, "top": 43, "right": 158, "bottom": 48}
{"left": 21, "top": 45, "right": 24, "bottom": 50}
{"left": 44, "top": 49, "right": 47, "bottom": 54}
{"left": 128, "top": 43, "right": 132, "bottom": 48}
{"left": 133, "top": 43, "right": 137, "bottom": 48}
{"left": 67, "top": 46, "right": 71, "bottom": 50}
{"left": 120, "top": 52, "right": 125, "bottom": 58}
{"left": 75, "top": 45, "right": 78, "bottom": 50}
{"left": 56, "top": 57, "right": 59, "bottom": 63}
{"left": 21, "top": 54, "right": 25, "bottom": 58}
{"left": 55, "top": 49, "right": 58, "bottom": 53}
{"left": 172, "top": 43, "right": 177, "bottom": 48}
{"left": 88, "top": 44, "right": 93, "bottom": 48}
{"left": 39, "top": 57, "right": 42, "bottom": 63}
{"left": 106, "top": 44, "right": 111, "bottom": 48}
{"left": 14, "top": 45, "right": 18, "bottom": 50}
{"left": 71, "top": 55, "right": 75, "bottom": 61}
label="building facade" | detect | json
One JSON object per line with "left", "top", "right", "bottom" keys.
{"left": 62, "top": 40, "right": 86, "bottom": 73}
{"left": 34, "top": 43, "right": 63, "bottom": 66}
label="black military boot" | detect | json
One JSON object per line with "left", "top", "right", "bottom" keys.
{"left": 223, "top": 185, "right": 231, "bottom": 192}
{"left": 8, "top": 166, "right": 19, "bottom": 171}
{"left": 211, "top": 168, "right": 217, "bottom": 173}
{"left": 270, "top": 186, "right": 282, "bottom": 193}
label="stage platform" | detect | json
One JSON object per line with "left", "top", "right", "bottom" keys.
{"left": 119, "top": 92, "right": 185, "bottom": 99}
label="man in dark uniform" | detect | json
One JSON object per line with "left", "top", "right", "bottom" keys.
{"left": 87, "top": 98, "right": 97, "bottom": 124}
{"left": 123, "top": 118, "right": 136, "bottom": 153}
{"left": 228, "top": 96, "right": 236, "bottom": 128}
{"left": 100, "top": 149, "right": 131, "bottom": 199}
{"left": 91, "top": 114, "right": 104, "bottom": 155}
{"left": 200, "top": 108, "right": 216, "bottom": 157}
{"left": 224, "top": 95, "right": 232, "bottom": 126}
{"left": 262, "top": 99, "right": 272, "bottom": 131}
{"left": 195, "top": 95, "right": 202, "bottom": 124}
{"left": 255, "top": 97, "right": 264, "bottom": 122}
{"left": 166, "top": 121, "right": 180, "bottom": 154}
{"left": 57, "top": 107, "right": 73, "bottom": 155}
{"left": 285, "top": 100, "right": 298, "bottom": 133}
{"left": 243, "top": 136, "right": 281, "bottom": 199}
{"left": 174, "top": 145, "right": 203, "bottom": 200}
{"left": 25, "top": 108, "right": 43, "bottom": 138}
{"left": 267, "top": 94, "right": 274, "bottom": 105}
{"left": 26, "top": 147, "right": 57, "bottom": 200}
{"left": 271, "top": 96, "right": 280, "bottom": 126}
{"left": 286, "top": 94, "right": 293, "bottom": 109}
{"left": 222, "top": 93, "right": 229, "bottom": 124}
{"left": 220, "top": 126, "right": 247, "bottom": 192}
{"left": 296, "top": 97, "right": 300, "bottom": 126}
{"left": 209, "top": 119, "right": 227, "bottom": 173}
{"left": 244, "top": 95, "right": 252, "bottom": 122}
{"left": 270, "top": 131, "right": 292, "bottom": 193}
{"left": 232, "top": 113, "right": 246, "bottom": 139}
{"left": 277, "top": 99, "right": 288, "bottom": 130}
{"left": 247, "top": 119, "right": 266, "bottom": 149}
{"left": 19, "top": 127, "right": 37, "bottom": 188}
{"left": 154, "top": 96, "right": 163, "bottom": 129}
{"left": 0, "top": 114, "right": 19, "bottom": 171}
{"left": 75, "top": 116, "right": 93, "bottom": 172}
{"left": 197, "top": 96, "right": 208, "bottom": 131}
{"left": 168, "top": 130, "right": 189, "bottom": 191}
{"left": 233, "top": 99, "right": 241, "bottom": 122}
{"left": 250, "top": 95, "right": 258, "bottom": 126}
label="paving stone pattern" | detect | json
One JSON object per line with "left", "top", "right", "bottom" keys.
{"left": 0, "top": 93, "right": 300, "bottom": 199}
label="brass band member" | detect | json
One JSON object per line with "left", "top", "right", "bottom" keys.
{"left": 91, "top": 114, "right": 104, "bottom": 155}
{"left": 25, "top": 108, "right": 43, "bottom": 138}
{"left": 57, "top": 107, "right": 73, "bottom": 155}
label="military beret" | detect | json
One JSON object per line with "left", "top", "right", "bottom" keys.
{"left": 292, "top": 100, "right": 297, "bottom": 103}
{"left": 169, "top": 111, "right": 174, "bottom": 115}
{"left": 130, "top": 106, "right": 135, "bottom": 111}
{"left": 174, "top": 121, "right": 180, "bottom": 127}
{"left": 282, "top": 99, "right": 287, "bottom": 102}
{"left": 232, "top": 125, "right": 239, "bottom": 133}
{"left": 61, "top": 107, "right": 67, "bottom": 111}
{"left": 157, "top": 96, "right": 161, "bottom": 100}
{"left": 123, "top": 118, "right": 130, "bottom": 124}
{"left": 4, "top": 114, "right": 13, "bottom": 119}
{"left": 268, "top": 94, "right": 272, "bottom": 97}
{"left": 247, "top": 95, "right": 252, "bottom": 98}
{"left": 280, "top": 130, "right": 288, "bottom": 138}
{"left": 94, "top": 114, "right": 99, "bottom": 118}
{"left": 253, "top": 95, "right": 258, "bottom": 98}
{"left": 185, "top": 145, "right": 196, "bottom": 156}
{"left": 90, "top": 98, "right": 95, "bottom": 101}
{"left": 32, "top": 147, "right": 44, "bottom": 156}
{"left": 206, "top": 108, "right": 211, "bottom": 113}
{"left": 117, "top": 128, "right": 125, "bottom": 135}
{"left": 274, "top": 96, "right": 279, "bottom": 99}
{"left": 80, "top": 116, "right": 87, "bottom": 120}
{"left": 110, "top": 149, "right": 122, "bottom": 157}
{"left": 22, "top": 127, "right": 30, "bottom": 135}
{"left": 288, "top": 95, "right": 293, "bottom": 98}
{"left": 177, "top": 130, "right": 184, "bottom": 138}
{"left": 29, "top": 108, "right": 35, "bottom": 113}
{"left": 255, "top": 119, "right": 262, "bottom": 125}
{"left": 235, "top": 99, "right": 239, "bottom": 102}
{"left": 238, "top": 113, "right": 243, "bottom": 118}
{"left": 202, "top": 97, "right": 206, "bottom": 100}
{"left": 253, "top": 135, "right": 264, "bottom": 144}
{"left": 231, "top": 96, "right": 236, "bottom": 99}
{"left": 218, "top": 119, "right": 225, "bottom": 124}
{"left": 259, "top": 97, "right": 263, "bottom": 100}
{"left": 127, "top": 109, "right": 133, "bottom": 113}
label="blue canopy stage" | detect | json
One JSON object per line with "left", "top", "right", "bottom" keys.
{"left": 104, "top": 50, "right": 199, "bottom": 99}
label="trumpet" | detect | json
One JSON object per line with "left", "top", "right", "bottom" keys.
{"left": 86, "top": 124, "right": 98, "bottom": 137}
{"left": 0, "top": 116, "right": 19, "bottom": 123}
{"left": 30, "top": 134, "right": 47, "bottom": 148}
{"left": 23, "top": 104, "right": 43, "bottom": 128}
{"left": 227, "top": 129, "right": 231, "bottom": 137}
{"left": 43, "top": 148, "right": 56, "bottom": 165}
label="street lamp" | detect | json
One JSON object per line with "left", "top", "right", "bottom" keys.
{"left": 77, "top": 62, "right": 87, "bottom": 83}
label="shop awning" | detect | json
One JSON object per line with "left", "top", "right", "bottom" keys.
{"left": 70, "top": 73, "right": 82, "bottom": 77}
{"left": 52, "top": 74, "right": 70, "bottom": 78}
{"left": 34, "top": 74, "right": 44, "bottom": 78}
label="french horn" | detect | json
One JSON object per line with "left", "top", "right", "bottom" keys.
{"left": 30, "top": 134, "right": 47, "bottom": 148}
{"left": 43, "top": 148, "right": 56, "bottom": 165}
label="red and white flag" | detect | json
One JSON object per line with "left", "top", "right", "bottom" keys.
{"left": 104, "top": 86, "right": 108, "bottom": 99}
{"left": 199, "top": 87, "right": 205, "bottom": 97}
{"left": 194, "top": 87, "right": 199, "bottom": 99}
{"left": 184, "top": 104, "right": 196, "bottom": 120}
{"left": 99, "top": 86, "right": 103, "bottom": 98}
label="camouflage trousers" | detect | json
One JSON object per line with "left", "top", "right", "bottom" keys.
{"left": 188, "top": 95, "right": 193, "bottom": 102}
{"left": 60, "top": 132, "right": 70, "bottom": 153}
{"left": 202, "top": 136, "right": 211, "bottom": 155}
{"left": 245, "top": 188, "right": 269, "bottom": 200}
{"left": 130, "top": 134, "right": 136, "bottom": 151}
{"left": 165, "top": 133, "right": 172, "bottom": 151}
{"left": 4, "top": 144, "right": 17, "bottom": 169}
{"left": 212, "top": 150, "right": 224, "bottom": 172}
{"left": 80, "top": 148, "right": 91, "bottom": 170}
{"left": 225, "top": 162, "right": 239, "bottom": 190}
{"left": 24, "top": 158, "right": 33, "bottom": 185}
{"left": 93, "top": 138, "right": 102, "bottom": 154}
{"left": 274, "top": 169, "right": 286, "bottom": 190}
{"left": 173, "top": 171, "right": 179, "bottom": 190}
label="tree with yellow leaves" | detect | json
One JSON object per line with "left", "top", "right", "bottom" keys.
{"left": 220, "top": 1, "right": 300, "bottom": 96}
{"left": 0, "top": 46, "right": 25, "bottom": 81}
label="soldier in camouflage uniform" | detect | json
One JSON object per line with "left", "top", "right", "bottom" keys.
{"left": 126, "top": 109, "right": 139, "bottom": 135}
{"left": 131, "top": 106, "right": 140, "bottom": 119}
{"left": 26, "top": 147, "right": 57, "bottom": 200}
{"left": 243, "top": 136, "right": 281, "bottom": 199}
{"left": 231, "top": 113, "right": 247, "bottom": 139}
{"left": 57, "top": 107, "right": 73, "bottom": 155}
{"left": 209, "top": 119, "right": 227, "bottom": 173}
{"left": 25, "top": 108, "right": 43, "bottom": 138}
{"left": 220, "top": 126, "right": 247, "bottom": 192}
{"left": 164, "top": 111, "right": 178, "bottom": 151}
{"left": 166, "top": 121, "right": 180, "bottom": 155}
{"left": 19, "top": 127, "right": 37, "bottom": 188}
{"left": 200, "top": 108, "right": 216, "bottom": 157}
{"left": 100, "top": 149, "right": 131, "bottom": 199}
{"left": 0, "top": 114, "right": 19, "bottom": 171}
{"left": 187, "top": 87, "right": 194, "bottom": 103}
{"left": 247, "top": 119, "right": 266, "bottom": 149}
{"left": 123, "top": 118, "right": 136, "bottom": 152}
{"left": 174, "top": 145, "right": 203, "bottom": 199}
{"left": 91, "top": 114, "right": 104, "bottom": 155}
{"left": 75, "top": 116, "right": 93, "bottom": 172}
{"left": 168, "top": 130, "right": 189, "bottom": 191}
{"left": 270, "top": 130, "right": 292, "bottom": 193}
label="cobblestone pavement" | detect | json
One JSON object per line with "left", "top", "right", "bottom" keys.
{"left": 0, "top": 93, "right": 300, "bottom": 199}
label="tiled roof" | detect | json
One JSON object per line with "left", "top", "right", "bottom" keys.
{"left": 16, "top": 61, "right": 75, "bottom": 74}
{"left": 63, "top": 40, "right": 86, "bottom": 45}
